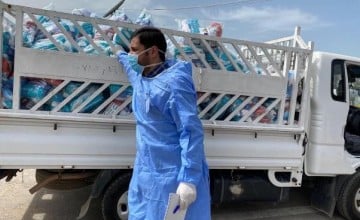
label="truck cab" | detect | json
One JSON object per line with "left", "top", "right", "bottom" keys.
{"left": 306, "top": 52, "right": 360, "bottom": 176}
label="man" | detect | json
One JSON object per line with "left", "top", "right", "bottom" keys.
{"left": 117, "top": 26, "right": 211, "bottom": 220}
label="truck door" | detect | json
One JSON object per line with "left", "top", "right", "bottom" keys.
{"left": 306, "top": 55, "right": 354, "bottom": 175}
{"left": 343, "top": 62, "right": 360, "bottom": 155}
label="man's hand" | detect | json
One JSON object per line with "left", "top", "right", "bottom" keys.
{"left": 176, "top": 182, "right": 197, "bottom": 210}
{"left": 116, "top": 50, "right": 128, "bottom": 66}
{"left": 116, "top": 50, "right": 124, "bottom": 57}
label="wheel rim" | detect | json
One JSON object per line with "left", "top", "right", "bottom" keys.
{"left": 355, "top": 188, "right": 360, "bottom": 212}
{"left": 117, "top": 190, "right": 129, "bottom": 219}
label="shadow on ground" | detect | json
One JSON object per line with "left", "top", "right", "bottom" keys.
{"left": 21, "top": 186, "right": 102, "bottom": 220}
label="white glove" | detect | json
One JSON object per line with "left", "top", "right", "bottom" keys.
{"left": 176, "top": 182, "right": 197, "bottom": 210}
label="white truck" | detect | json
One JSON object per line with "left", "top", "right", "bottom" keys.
{"left": 1, "top": 1, "right": 360, "bottom": 220}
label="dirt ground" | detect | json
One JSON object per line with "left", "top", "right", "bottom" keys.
{"left": 0, "top": 169, "right": 345, "bottom": 220}
{"left": 0, "top": 169, "right": 102, "bottom": 220}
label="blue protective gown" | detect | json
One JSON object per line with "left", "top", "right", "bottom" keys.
{"left": 118, "top": 52, "right": 211, "bottom": 220}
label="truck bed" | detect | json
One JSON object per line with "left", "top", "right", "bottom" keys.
{"left": 0, "top": 1, "right": 313, "bottom": 174}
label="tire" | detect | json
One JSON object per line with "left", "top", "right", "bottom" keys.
{"left": 35, "top": 169, "right": 97, "bottom": 190}
{"left": 337, "top": 172, "right": 360, "bottom": 220}
{"left": 102, "top": 172, "right": 132, "bottom": 220}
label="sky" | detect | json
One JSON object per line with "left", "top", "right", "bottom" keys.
{"left": 3, "top": 0, "right": 360, "bottom": 57}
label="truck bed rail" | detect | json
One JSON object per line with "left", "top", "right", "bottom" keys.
{"left": 0, "top": 1, "right": 313, "bottom": 132}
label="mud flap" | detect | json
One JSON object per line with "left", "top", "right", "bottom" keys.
{"left": 310, "top": 177, "right": 337, "bottom": 217}
{"left": 77, "top": 169, "right": 125, "bottom": 219}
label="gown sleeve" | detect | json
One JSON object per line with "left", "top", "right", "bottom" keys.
{"left": 117, "top": 51, "right": 138, "bottom": 86}
{"left": 168, "top": 65, "right": 205, "bottom": 185}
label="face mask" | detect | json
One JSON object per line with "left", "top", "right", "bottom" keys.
{"left": 127, "top": 48, "right": 166, "bottom": 74}
{"left": 127, "top": 48, "right": 152, "bottom": 73}
{"left": 127, "top": 53, "right": 144, "bottom": 73}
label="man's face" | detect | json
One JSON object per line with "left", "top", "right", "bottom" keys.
{"left": 129, "top": 36, "right": 150, "bottom": 66}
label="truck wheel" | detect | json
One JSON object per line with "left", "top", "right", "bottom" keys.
{"left": 337, "top": 172, "right": 360, "bottom": 220}
{"left": 102, "top": 172, "right": 131, "bottom": 220}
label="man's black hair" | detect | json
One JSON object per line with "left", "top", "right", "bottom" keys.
{"left": 131, "top": 26, "right": 167, "bottom": 61}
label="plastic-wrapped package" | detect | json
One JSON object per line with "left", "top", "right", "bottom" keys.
{"left": 76, "top": 36, "right": 90, "bottom": 50}
{"left": 2, "top": 56, "right": 13, "bottom": 78}
{"left": 166, "top": 38, "right": 177, "bottom": 59}
{"left": 34, "top": 3, "right": 55, "bottom": 24}
{"left": 253, "top": 64, "right": 264, "bottom": 75}
{"left": 1, "top": 77, "right": 13, "bottom": 109}
{"left": 21, "top": 79, "right": 51, "bottom": 102}
{"left": 81, "top": 22, "right": 95, "bottom": 38}
{"left": 177, "top": 19, "right": 200, "bottom": 34}
{"left": 43, "top": 20, "right": 61, "bottom": 35}
{"left": 23, "top": 21, "right": 38, "bottom": 47}
{"left": 83, "top": 40, "right": 112, "bottom": 56}
{"left": 63, "top": 85, "right": 104, "bottom": 113}
{"left": 2, "top": 86, "right": 13, "bottom": 109}
{"left": 36, "top": 15, "right": 50, "bottom": 25}
{"left": 197, "top": 93, "right": 211, "bottom": 114}
{"left": 204, "top": 47, "right": 247, "bottom": 72}
{"left": 286, "top": 70, "right": 296, "bottom": 99}
{"left": 34, "top": 19, "right": 78, "bottom": 42}
{"left": 175, "top": 19, "right": 201, "bottom": 47}
{"left": 283, "top": 100, "right": 291, "bottom": 124}
{"left": 59, "top": 20, "right": 79, "bottom": 39}
{"left": 103, "top": 85, "right": 133, "bottom": 115}
{"left": 251, "top": 106, "right": 269, "bottom": 123}
{"left": 44, "top": 78, "right": 63, "bottom": 87}
{"left": 33, "top": 19, "right": 64, "bottom": 42}
{"left": 32, "top": 33, "right": 73, "bottom": 52}
{"left": 20, "top": 79, "right": 52, "bottom": 109}
{"left": 199, "top": 94, "right": 236, "bottom": 120}
{"left": 1, "top": 19, "right": 15, "bottom": 109}
{"left": 109, "top": 9, "right": 132, "bottom": 23}
{"left": 62, "top": 82, "right": 81, "bottom": 97}
{"left": 3, "top": 31, "right": 15, "bottom": 62}
{"left": 30, "top": 5, "right": 53, "bottom": 40}
{"left": 44, "top": 92, "right": 64, "bottom": 111}
{"left": 72, "top": 8, "right": 96, "bottom": 38}
{"left": 267, "top": 109, "right": 278, "bottom": 123}
{"left": 110, "top": 10, "right": 133, "bottom": 51}
{"left": 173, "top": 46, "right": 205, "bottom": 68}
{"left": 205, "top": 49, "right": 228, "bottom": 70}
{"left": 201, "top": 22, "right": 223, "bottom": 49}
{"left": 206, "top": 95, "right": 231, "bottom": 120}
{"left": 96, "top": 9, "right": 132, "bottom": 42}
{"left": 207, "top": 22, "right": 223, "bottom": 37}
{"left": 232, "top": 98, "right": 257, "bottom": 122}
{"left": 135, "top": 9, "right": 153, "bottom": 26}
{"left": 228, "top": 98, "right": 244, "bottom": 121}
{"left": 72, "top": 8, "right": 95, "bottom": 17}
{"left": 32, "top": 34, "right": 57, "bottom": 51}
{"left": 60, "top": 83, "right": 105, "bottom": 113}
{"left": 95, "top": 26, "right": 115, "bottom": 41}
{"left": 113, "top": 30, "right": 133, "bottom": 51}
{"left": 80, "top": 94, "right": 104, "bottom": 113}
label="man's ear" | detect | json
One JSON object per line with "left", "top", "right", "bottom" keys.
{"left": 150, "top": 46, "right": 159, "bottom": 57}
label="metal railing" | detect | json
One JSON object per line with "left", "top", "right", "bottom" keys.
{"left": 0, "top": 1, "right": 313, "bottom": 131}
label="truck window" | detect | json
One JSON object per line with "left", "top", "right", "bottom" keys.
{"left": 331, "top": 59, "right": 346, "bottom": 102}
{"left": 347, "top": 64, "right": 360, "bottom": 107}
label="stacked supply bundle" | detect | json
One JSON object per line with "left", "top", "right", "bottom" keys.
{"left": 1, "top": 7, "right": 153, "bottom": 114}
